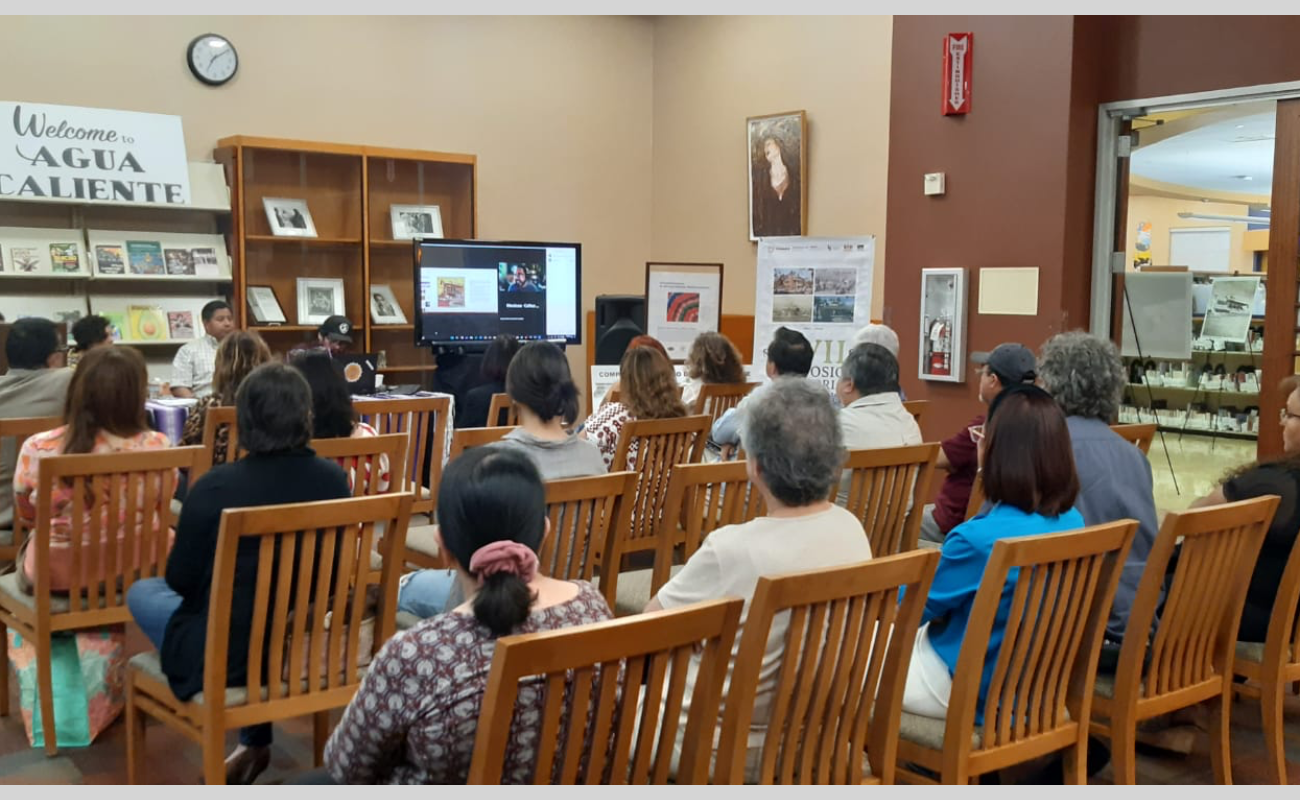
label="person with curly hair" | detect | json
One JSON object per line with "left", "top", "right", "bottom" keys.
{"left": 1037, "top": 331, "right": 1158, "bottom": 642}
{"left": 681, "top": 331, "right": 746, "bottom": 410}
{"left": 180, "top": 331, "right": 273, "bottom": 461}
{"left": 582, "top": 345, "right": 687, "bottom": 470}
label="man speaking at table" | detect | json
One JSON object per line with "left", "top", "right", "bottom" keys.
{"left": 171, "top": 300, "right": 235, "bottom": 398}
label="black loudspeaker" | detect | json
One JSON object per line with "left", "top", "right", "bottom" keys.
{"left": 594, "top": 294, "right": 647, "bottom": 365}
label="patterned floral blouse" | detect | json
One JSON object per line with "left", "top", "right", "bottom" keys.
{"left": 15, "top": 425, "right": 173, "bottom": 591}
{"left": 584, "top": 401, "right": 633, "bottom": 471}
{"left": 324, "top": 581, "right": 613, "bottom": 784}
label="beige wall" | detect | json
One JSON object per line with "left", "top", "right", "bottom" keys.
{"left": 4, "top": 16, "right": 654, "bottom": 391}
{"left": 649, "top": 16, "right": 894, "bottom": 335}
{"left": 1125, "top": 193, "right": 1260, "bottom": 272}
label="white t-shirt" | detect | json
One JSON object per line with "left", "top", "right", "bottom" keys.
{"left": 654, "top": 503, "right": 873, "bottom": 780}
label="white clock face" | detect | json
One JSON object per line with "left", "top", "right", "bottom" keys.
{"left": 189, "top": 35, "right": 237, "bottom": 86}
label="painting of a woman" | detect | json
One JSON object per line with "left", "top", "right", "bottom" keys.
{"left": 747, "top": 111, "right": 806, "bottom": 241}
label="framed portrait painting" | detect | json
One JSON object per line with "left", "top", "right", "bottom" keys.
{"left": 747, "top": 110, "right": 807, "bottom": 242}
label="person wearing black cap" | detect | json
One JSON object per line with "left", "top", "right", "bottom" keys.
{"left": 288, "top": 314, "right": 353, "bottom": 361}
{"left": 919, "top": 342, "right": 1039, "bottom": 545}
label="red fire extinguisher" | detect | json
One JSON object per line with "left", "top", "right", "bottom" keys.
{"left": 929, "top": 319, "right": 951, "bottom": 376}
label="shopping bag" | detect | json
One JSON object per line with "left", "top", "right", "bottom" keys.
{"left": 6, "top": 624, "right": 126, "bottom": 748}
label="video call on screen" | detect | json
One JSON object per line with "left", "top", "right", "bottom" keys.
{"left": 418, "top": 246, "right": 549, "bottom": 343}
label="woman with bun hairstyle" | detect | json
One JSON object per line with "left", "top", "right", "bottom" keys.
{"left": 495, "top": 341, "right": 606, "bottom": 479}
{"left": 323, "top": 447, "right": 613, "bottom": 784}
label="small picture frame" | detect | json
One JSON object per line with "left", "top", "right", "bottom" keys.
{"left": 644, "top": 262, "right": 724, "bottom": 362}
{"left": 390, "top": 204, "right": 443, "bottom": 239}
{"left": 296, "top": 277, "right": 346, "bottom": 325}
{"left": 919, "top": 267, "right": 967, "bottom": 383}
{"left": 246, "top": 285, "right": 287, "bottom": 325}
{"left": 263, "top": 197, "right": 318, "bottom": 238}
{"left": 369, "top": 283, "right": 407, "bottom": 325}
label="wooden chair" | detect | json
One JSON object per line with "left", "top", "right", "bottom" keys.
{"left": 1233, "top": 531, "right": 1300, "bottom": 784}
{"left": 895, "top": 520, "right": 1138, "bottom": 785}
{"left": 449, "top": 425, "right": 517, "bottom": 460}
{"left": 194, "top": 404, "right": 240, "bottom": 483}
{"left": 1110, "top": 423, "right": 1156, "bottom": 455}
{"left": 837, "top": 443, "right": 940, "bottom": 556}
{"left": 716, "top": 550, "right": 940, "bottom": 784}
{"left": 606, "top": 386, "right": 621, "bottom": 406}
{"left": 0, "top": 415, "right": 62, "bottom": 565}
{"left": 602, "top": 415, "right": 709, "bottom": 610}
{"left": 465, "top": 597, "right": 744, "bottom": 784}
{"left": 965, "top": 472, "right": 986, "bottom": 522}
{"left": 310, "top": 433, "right": 409, "bottom": 497}
{"left": 540, "top": 472, "right": 637, "bottom": 583}
{"left": 692, "top": 382, "right": 761, "bottom": 427}
{"left": 0, "top": 446, "right": 205, "bottom": 756}
{"left": 902, "top": 400, "right": 928, "bottom": 428}
{"left": 1091, "top": 496, "right": 1278, "bottom": 785}
{"left": 126, "top": 493, "right": 414, "bottom": 784}
{"left": 486, "top": 392, "right": 518, "bottom": 427}
{"left": 354, "top": 395, "right": 451, "bottom": 520}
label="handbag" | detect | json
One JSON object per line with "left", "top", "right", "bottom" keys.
{"left": 6, "top": 624, "right": 126, "bottom": 748}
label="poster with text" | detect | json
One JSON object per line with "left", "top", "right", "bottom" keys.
{"left": 1200, "top": 275, "right": 1259, "bottom": 345}
{"left": 589, "top": 363, "right": 766, "bottom": 418}
{"left": 645, "top": 262, "right": 722, "bottom": 361}
{"left": 752, "top": 236, "right": 874, "bottom": 392}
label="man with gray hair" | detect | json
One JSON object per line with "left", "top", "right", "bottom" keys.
{"left": 1038, "top": 331, "right": 1158, "bottom": 642}
{"left": 838, "top": 342, "right": 921, "bottom": 450}
{"left": 646, "top": 378, "right": 872, "bottom": 780}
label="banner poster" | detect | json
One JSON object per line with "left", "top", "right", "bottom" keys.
{"left": 645, "top": 263, "right": 723, "bottom": 361}
{"left": 752, "top": 236, "right": 875, "bottom": 393}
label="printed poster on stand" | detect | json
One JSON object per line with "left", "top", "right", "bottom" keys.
{"left": 644, "top": 262, "right": 723, "bottom": 362}
{"left": 1200, "top": 276, "right": 1260, "bottom": 345}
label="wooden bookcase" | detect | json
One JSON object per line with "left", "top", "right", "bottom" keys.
{"left": 214, "top": 136, "right": 477, "bottom": 378}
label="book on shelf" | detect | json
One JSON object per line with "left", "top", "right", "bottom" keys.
{"left": 164, "top": 248, "right": 195, "bottom": 276}
{"left": 12, "top": 246, "right": 42, "bottom": 274}
{"left": 246, "top": 285, "right": 287, "bottom": 324}
{"left": 49, "top": 242, "right": 80, "bottom": 273}
{"left": 128, "top": 305, "right": 168, "bottom": 341}
{"left": 95, "top": 245, "right": 125, "bottom": 275}
{"left": 127, "top": 241, "right": 165, "bottom": 275}
{"left": 167, "top": 310, "right": 195, "bottom": 339}
{"left": 191, "top": 247, "right": 220, "bottom": 277}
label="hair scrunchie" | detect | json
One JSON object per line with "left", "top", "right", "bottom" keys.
{"left": 468, "top": 541, "right": 539, "bottom": 585}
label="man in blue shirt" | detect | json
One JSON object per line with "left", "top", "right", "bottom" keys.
{"left": 711, "top": 326, "right": 813, "bottom": 455}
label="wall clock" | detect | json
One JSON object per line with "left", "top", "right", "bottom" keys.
{"left": 187, "top": 33, "right": 238, "bottom": 87}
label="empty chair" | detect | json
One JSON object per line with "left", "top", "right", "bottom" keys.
{"left": 540, "top": 472, "right": 637, "bottom": 584}
{"left": 353, "top": 395, "right": 452, "bottom": 519}
{"left": 1109, "top": 423, "right": 1156, "bottom": 454}
{"left": 837, "top": 443, "right": 940, "bottom": 556}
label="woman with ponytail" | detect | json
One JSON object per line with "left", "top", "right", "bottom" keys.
{"left": 496, "top": 341, "right": 606, "bottom": 479}
{"left": 324, "top": 447, "right": 613, "bottom": 784}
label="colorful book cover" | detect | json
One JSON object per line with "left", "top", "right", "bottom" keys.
{"left": 12, "top": 247, "right": 41, "bottom": 273}
{"left": 49, "top": 242, "right": 80, "bottom": 273}
{"left": 126, "top": 241, "right": 164, "bottom": 275}
{"left": 164, "top": 248, "right": 194, "bottom": 276}
{"left": 94, "top": 245, "right": 125, "bottom": 275}
{"left": 102, "top": 311, "right": 127, "bottom": 342}
{"left": 128, "top": 305, "right": 168, "bottom": 341}
{"left": 167, "top": 310, "right": 195, "bottom": 340}
{"left": 190, "top": 247, "right": 220, "bottom": 276}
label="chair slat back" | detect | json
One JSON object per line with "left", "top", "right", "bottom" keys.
{"left": 945, "top": 521, "right": 1137, "bottom": 756}
{"left": 609, "top": 415, "right": 709, "bottom": 553}
{"left": 1117, "top": 496, "right": 1276, "bottom": 702}
{"left": 310, "top": 433, "right": 408, "bottom": 497}
{"left": 649, "top": 461, "right": 767, "bottom": 596}
{"left": 1109, "top": 423, "right": 1156, "bottom": 455}
{"left": 354, "top": 396, "right": 451, "bottom": 517}
{"left": 1265, "top": 526, "right": 1300, "bottom": 675}
{"left": 204, "top": 493, "right": 413, "bottom": 707}
{"left": 541, "top": 472, "right": 637, "bottom": 583}
{"left": 198, "top": 405, "right": 240, "bottom": 480}
{"left": 902, "top": 400, "right": 928, "bottom": 428}
{"left": 449, "top": 425, "right": 517, "bottom": 460}
{"left": 31, "top": 447, "right": 205, "bottom": 619}
{"left": 606, "top": 386, "right": 621, "bottom": 406}
{"left": 466, "top": 597, "right": 744, "bottom": 784}
{"left": 965, "top": 473, "right": 986, "bottom": 522}
{"left": 486, "top": 392, "right": 518, "bottom": 427}
{"left": 0, "top": 415, "right": 62, "bottom": 553}
{"left": 717, "top": 550, "right": 940, "bottom": 784}
{"left": 692, "top": 382, "right": 761, "bottom": 426}
{"left": 838, "top": 443, "right": 940, "bottom": 556}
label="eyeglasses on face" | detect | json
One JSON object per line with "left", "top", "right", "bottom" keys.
{"left": 1281, "top": 409, "right": 1300, "bottom": 423}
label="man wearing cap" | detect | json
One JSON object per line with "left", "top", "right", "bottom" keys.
{"left": 288, "top": 315, "right": 353, "bottom": 361}
{"left": 918, "top": 342, "right": 1038, "bottom": 544}
{"left": 171, "top": 300, "right": 236, "bottom": 398}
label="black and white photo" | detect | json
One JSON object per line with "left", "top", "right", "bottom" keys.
{"left": 390, "top": 204, "right": 443, "bottom": 239}
{"left": 369, "top": 283, "right": 407, "bottom": 324}
{"left": 263, "top": 197, "right": 318, "bottom": 238}
{"left": 296, "top": 277, "right": 345, "bottom": 325}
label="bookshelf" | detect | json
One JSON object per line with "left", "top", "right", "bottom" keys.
{"left": 214, "top": 137, "right": 477, "bottom": 379}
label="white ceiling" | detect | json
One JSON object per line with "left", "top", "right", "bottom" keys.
{"left": 1130, "top": 110, "right": 1275, "bottom": 196}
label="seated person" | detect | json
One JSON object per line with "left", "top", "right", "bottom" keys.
{"left": 70, "top": 314, "right": 114, "bottom": 360}
{"left": 323, "top": 448, "right": 614, "bottom": 784}
{"left": 646, "top": 378, "right": 872, "bottom": 781}
{"left": 835, "top": 342, "right": 922, "bottom": 503}
{"left": 180, "top": 331, "right": 272, "bottom": 462}
{"left": 712, "top": 326, "right": 813, "bottom": 456}
{"left": 679, "top": 331, "right": 746, "bottom": 410}
{"left": 903, "top": 386, "right": 1083, "bottom": 720}
{"left": 598, "top": 334, "right": 671, "bottom": 409}
{"left": 920, "top": 343, "right": 1037, "bottom": 544}
{"left": 291, "top": 351, "right": 389, "bottom": 491}
{"left": 170, "top": 299, "right": 236, "bottom": 398}
{"left": 582, "top": 345, "right": 688, "bottom": 471}
{"left": 287, "top": 315, "right": 353, "bottom": 361}
{"left": 851, "top": 322, "right": 904, "bottom": 401}
{"left": 15, "top": 346, "right": 171, "bottom": 593}
{"left": 1038, "top": 331, "right": 1158, "bottom": 641}
{"left": 1190, "top": 376, "right": 1300, "bottom": 642}
{"left": 457, "top": 334, "right": 521, "bottom": 428}
{"left": 126, "top": 363, "right": 353, "bottom": 784}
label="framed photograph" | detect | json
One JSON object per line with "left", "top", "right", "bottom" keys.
{"left": 390, "top": 204, "right": 443, "bottom": 239}
{"left": 919, "top": 268, "right": 967, "bottom": 383}
{"left": 296, "top": 277, "right": 345, "bottom": 325}
{"left": 263, "top": 197, "right": 318, "bottom": 238}
{"left": 369, "top": 283, "right": 407, "bottom": 325}
{"left": 246, "top": 285, "right": 287, "bottom": 325}
{"left": 644, "top": 262, "right": 724, "bottom": 362}
{"left": 747, "top": 110, "right": 807, "bottom": 242}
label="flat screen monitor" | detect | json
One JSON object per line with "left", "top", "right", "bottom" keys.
{"left": 413, "top": 239, "right": 582, "bottom": 347}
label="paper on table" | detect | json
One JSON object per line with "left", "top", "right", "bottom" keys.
{"left": 977, "top": 267, "right": 1039, "bottom": 315}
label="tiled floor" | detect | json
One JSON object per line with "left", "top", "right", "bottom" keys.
{"left": 1146, "top": 429, "right": 1257, "bottom": 516}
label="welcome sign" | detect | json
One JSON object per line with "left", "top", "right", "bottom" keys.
{"left": 0, "top": 101, "right": 190, "bottom": 206}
